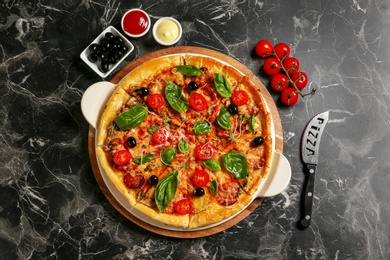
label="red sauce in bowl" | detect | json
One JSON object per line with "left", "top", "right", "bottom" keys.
{"left": 122, "top": 9, "right": 149, "bottom": 36}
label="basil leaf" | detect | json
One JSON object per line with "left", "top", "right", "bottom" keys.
{"left": 149, "top": 125, "right": 160, "bottom": 134}
{"left": 217, "top": 107, "right": 231, "bottom": 130}
{"left": 249, "top": 114, "right": 255, "bottom": 132}
{"left": 249, "top": 114, "right": 260, "bottom": 133}
{"left": 165, "top": 80, "right": 189, "bottom": 113}
{"left": 222, "top": 151, "right": 248, "bottom": 179}
{"left": 161, "top": 147, "right": 177, "bottom": 165}
{"left": 214, "top": 73, "right": 232, "bottom": 98}
{"left": 193, "top": 121, "right": 212, "bottom": 135}
{"left": 178, "top": 139, "right": 189, "bottom": 153}
{"left": 210, "top": 180, "right": 218, "bottom": 196}
{"left": 133, "top": 153, "right": 154, "bottom": 164}
{"left": 114, "top": 104, "right": 148, "bottom": 130}
{"left": 155, "top": 170, "right": 179, "bottom": 212}
{"left": 203, "top": 159, "right": 221, "bottom": 171}
{"left": 176, "top": 65, "right": 203, "bottom": 76}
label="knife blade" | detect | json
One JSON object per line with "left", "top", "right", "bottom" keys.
{"left": 299, "top": 111, "right": 329, "bottom": 228}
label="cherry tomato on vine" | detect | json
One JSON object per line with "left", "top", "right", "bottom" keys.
{"left": 112, "top": 150, "right": 132, "bottom": 165}
{"left": 147, "top": 94, "right": 165, "bottom": 109}
{"left": 231, "top": 90, "right": 249, "bottom": 106}
{"left": 281, "top": 88, "right": 299, "bottom": 106}
{"left": 191, "top": 169, "right": 210, "bottom": 187}
{"left": 189, "top": 93, "right": 208, "bottom": 111}
{"left": 152, "top": 128, "right": 168, "bottom": 144}
{"left": 255, "top": 39, "right": 273, "bottom": 58}
{"left": 282, "top": 57, "right": 300, "bottom": 75}
{"left": 273, "top": 43, "right": 291, "bottom": 60}
{"left": 174, "top": 199, "right": 194, "bottom": 215}
{"left": 263, "top": 57, "right": 281, "bottom": 75}
{"left": 194, "top": 143, "right": 214, "bottom": 160}
{"left": 270, "top": 73, "right": 289, "bottom": 92}
{"left": 290, "top": 71, "right": 308, "bottom": 90}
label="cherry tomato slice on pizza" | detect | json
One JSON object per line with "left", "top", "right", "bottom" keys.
{"left": 189, "top": 93, "right": 208, "bottom": 111}
{"left": 152, "top": 128, "right": 168, "bottom": 144}
{"left": 191, "top": 169, "right": 210, "bottom": 187}
{"left": 194, "top": 143, "right": 215, "bottom": 160}
{"left": 174, "top": 199, "right": 194, "bottom": 215}
{"left": 147, "top": 94, "right": 165, "bottom": 109}
{"left": 231, "top": 90, "right": 249, "bottom": 106}
{"left": 113, "top": 150, "right": 132, "bottom": 166}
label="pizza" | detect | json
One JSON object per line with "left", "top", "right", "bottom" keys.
{"left": 96, "top": 54, "right": 273, "bottom": 229}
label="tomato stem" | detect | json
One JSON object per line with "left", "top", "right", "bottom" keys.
{"left": 274, "top": 51, "right": 316, "bottom": 98}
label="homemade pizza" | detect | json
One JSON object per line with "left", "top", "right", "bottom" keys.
{"left": 96, "top": 54, "right": 273, "bottom": 229}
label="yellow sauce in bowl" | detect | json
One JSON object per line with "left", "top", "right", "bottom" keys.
{"left": 155, "top": 20, "right": 180, "bottom": 43}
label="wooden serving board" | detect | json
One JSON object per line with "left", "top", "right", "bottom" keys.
{"left": 87, "top": 46, "right": 283, "bottom": 238}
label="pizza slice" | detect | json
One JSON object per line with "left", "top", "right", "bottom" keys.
{"left": 188, "top": 169, "right": 253, "bottom": 229}
{"left": 133, "top": 166, "right": 191, "bottom": 228}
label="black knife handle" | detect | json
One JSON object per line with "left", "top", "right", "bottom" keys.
{"left": 300, "top": 164, "right": 316, "bottom": 228}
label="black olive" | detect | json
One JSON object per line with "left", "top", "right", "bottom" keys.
{"left": 100, "top": 62, "right": 109, "bottom": 73}
{"left": 108, "top": 51, "right": 117, "bottom": 64}
{"left": 194, "top": 188, "right": 205, "bottom": 196}
{"left": 88, "top": 52, "right": 98, "bottom": 63}
{"left": 121, "top": 45, "right": 128, "bottom": 53}
{"left": 99, "top": 51, "right": 109, "bottom": 62}
{"left": 127, "top": 136, "right": 137, "bottom": 148}
{"left": 138, "top": 87, "right": 149, "bottom": 97}
{"left": 105, "top": 32, "right": 115, "bottom": 40}
{"left": 94, "top": 48, "right": 102, "bottom": 56}
{"left": 115, "top": 36, "right": 124, "bottom": 45}
{"left": 227, "top": 103, "right": 238, "bottom": 114}
{"left": 114, "top": 50, "right": 123, "bottom": 60}
{"left": 253, "top": 136, "right": 265, "bottom": 147}
{"left": 111, "top": 41, "right": 120, "bottom": 49}
{"left": 188, "top": 81, "right": 199, "bottom": 90}
{"left": 101, "top": 41, "right": 113, "bottom": 52}
{"left": 89, "top": 43, "right": 100, "bottom": 53}
{"left": 148, "top": 175, "right": 159, "bottom": 185}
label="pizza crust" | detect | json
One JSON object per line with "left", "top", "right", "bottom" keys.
{"left": 96, "top": 87, "right": 131, "bottom": 146}
{"left": 96, "top": 148, "right": 140, "bottom": 208}
{"left": 189, "top": 193, "right": 252, "bottom": 229}
{"left": 118, "top": 55, "right": 184, "bottom": 94}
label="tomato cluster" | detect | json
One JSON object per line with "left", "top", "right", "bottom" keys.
{"left": 255, "top": 39, "right": 315, "bottom": 106}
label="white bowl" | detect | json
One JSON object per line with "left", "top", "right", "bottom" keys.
{"left": 80, "top": 26, "right": 134, "bottom": 78}
{"left": 152, "top": 17, "right": 182, "bottom": 46}
{"left": 121, "top": 9, "right": 151, "bottom": 38}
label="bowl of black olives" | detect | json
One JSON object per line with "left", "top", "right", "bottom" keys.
{"left": 80, "top": 26, "right": 134, "bottom": 78}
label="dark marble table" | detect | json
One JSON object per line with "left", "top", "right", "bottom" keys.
{"left": 1, "top": 0, "right": 390, "bottom": 259}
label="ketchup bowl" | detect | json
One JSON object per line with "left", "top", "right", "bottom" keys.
{"left": 121, "top": 9, "right": 151, "bottom": 38}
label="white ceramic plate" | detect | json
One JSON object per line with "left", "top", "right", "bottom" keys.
{"left": 81, "top": 54, "right": 291, "bottom": 231}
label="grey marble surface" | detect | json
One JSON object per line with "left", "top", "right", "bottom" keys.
{"left": 1, "top": 0, "right": 390, "bottom": 259}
